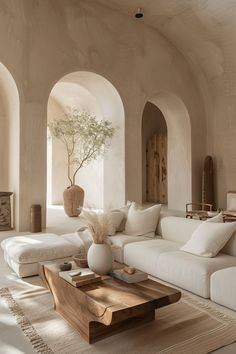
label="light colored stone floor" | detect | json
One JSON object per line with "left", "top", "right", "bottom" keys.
{"left": 0, "top": 206, "right": 236, "bottom": 354}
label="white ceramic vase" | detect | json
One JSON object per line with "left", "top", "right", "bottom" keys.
{"left": 87, "top": 243, "right": 113, "bottom": 275}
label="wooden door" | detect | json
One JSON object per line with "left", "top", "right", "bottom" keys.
{"left": 146, "top": 133, "right": 167, "bottom": 204}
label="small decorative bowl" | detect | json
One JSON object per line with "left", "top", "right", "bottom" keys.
{"left": 59, "top": 262, "right": 72, "bottom": 271}
{"left": 73, "top": 255, "right": 88, "bottom": 268}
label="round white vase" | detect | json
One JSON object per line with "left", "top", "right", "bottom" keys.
{"left": 87, "top": 243, "right": 113, "bottom": 275}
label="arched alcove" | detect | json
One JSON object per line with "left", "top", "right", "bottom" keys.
{"left": 142, "top": 92, "right": 192, "bottom": 210}
{"left": 0, "top": 63, "right": 20, "bottom": 229}
{"left": 142, "top": 102, "right": 167, "bottom": 204}
{"left": 47, "top": 71, "right": 125, "bottom": 212}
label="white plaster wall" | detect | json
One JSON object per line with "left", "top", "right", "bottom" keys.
{"left": 0, "top": 63, "right": 19, "bottom": 229}
{"left": 0, "top": 0, "right": 207, "bottom": 230}
{"left": 47, "top": 97, "right": 67, "bottom": 205}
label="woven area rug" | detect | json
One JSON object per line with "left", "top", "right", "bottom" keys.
{"left": 1, "top": 282, "right": 236, "bottom": 354}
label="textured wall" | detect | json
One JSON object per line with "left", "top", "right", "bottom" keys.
{"left": 0, "top": 0, "right": 206, "bottom": 230}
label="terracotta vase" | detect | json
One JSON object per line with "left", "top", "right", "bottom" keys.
{"left": 87, "top": 243, "right": 113, "bottom": 275}
{"left": 63, "top": 185, "right": 84, "bottom": 217}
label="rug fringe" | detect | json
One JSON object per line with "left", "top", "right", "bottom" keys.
{"left": 0, "top": 287, "right": 54, "bottom": 354}
{"left": 182, "top": 293, "right": 236, "bottom": 325}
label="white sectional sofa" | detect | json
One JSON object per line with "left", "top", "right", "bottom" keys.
{"left": 2, "top": 214, "right": 236, "bottom": 310}
{"left": 122, "top": 216, "right": 236, "bottom": 299}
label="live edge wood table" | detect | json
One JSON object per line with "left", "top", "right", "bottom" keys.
{"left": 39, "top": 262, "right": 181, "bottom": 344}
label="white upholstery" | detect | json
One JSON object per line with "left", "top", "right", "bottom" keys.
{"left": 2, "top": 234, "right": 77, "bottom": 264}
{"left": 157, "top": 216, "right": 201, "bottom": 244}
{"left": 61, "top": 232, "right": 87, "bottom": 249}
{"left": 1, "top": 233, "right": 84, "bottom": 278}
{"left": 109, "top": 234, "right": 150, "bottom": 263}
{"left": 156, "top": 251, "right": 236, "bottom": 298}
{"left": 4, "top": 252, "right": 70, "bottom": 278}
{"left": 107, "top": 211, "right": 125, "bottom": 235}
{"left": 124, "top": 203, "right": 161, "bottom": 236}
{"left": 222, "top": 232, "right": 236, "bottom": 256}
{"left": 180, "top": 221, "right": 236, "bottom": 257}
{"left": 157, "top": 216, "right": 236, "bottom": 257}
{"left": 124, "top": 239, "right": 180, "bottom": 275}
{"left": 210, "top": 267, "right": 236, "bottom": 311}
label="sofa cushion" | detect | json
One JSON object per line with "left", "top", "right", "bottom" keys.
{"left": 156, "top": 251, "right": 236, "bottom": 298}
{"left": 124, "top": 239, "right": 180, "bottom": 275}
{"left": 107, "top": 211, "right": 126, "bottom": 235}
{"left": 222, "top": 231, "right": 236, "bottom": 257}
{"left": 2, "top": 234, "right": 77, "bottom": 264}
{"left": 180, "top": 221, "right": 236, "bottom": 257}
{"left": 157, "top": 216, "right": 201, "bottom": 244}
{"left": 3, "top": 252, "right": 70, "bottom": 278}
{"left": 210, "top": 267, "right": 236, "bottom": 311}
{"left": 205, "top": 212, "right": 224, "bottom": 223}
{"left": 124, "top": 203, "right": 161, "bottom": 236}
{"left": 109, "top": 233, "right": 150, "bottom": 263}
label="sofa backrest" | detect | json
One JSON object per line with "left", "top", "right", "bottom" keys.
{"left": 157, "top": 215, "right": 236, "bottom": 257}
{"left": 157, "top": 216, "right": 201, "bottom": 244}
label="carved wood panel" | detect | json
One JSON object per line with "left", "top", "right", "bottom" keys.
{"left": 146, "top": 133, "right": 167, "bottom": 204}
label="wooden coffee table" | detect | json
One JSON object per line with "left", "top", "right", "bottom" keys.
{"left": 39, "top": 262, "right": 181, "bottom": 343}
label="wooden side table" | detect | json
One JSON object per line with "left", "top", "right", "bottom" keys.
{"left": 0, "top": 192, "right": 13, "bottom": 231}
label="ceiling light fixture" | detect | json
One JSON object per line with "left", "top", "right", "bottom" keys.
{"left": 135, "top": 8, "right": 143, "bottom": 19}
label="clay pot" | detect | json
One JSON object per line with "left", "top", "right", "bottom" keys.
{"left": 63, "top": 185, "right": 84, "bottom": 217}
{"left": 87, "top": 243, "right": 113, "bottom": 275}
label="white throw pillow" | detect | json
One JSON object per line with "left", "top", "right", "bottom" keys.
{"left": 111, "top": 202, "right": 132, "bottom": 232}
{"left": 124, "top": 203, "right": 161, "bottom": 236}
{"left": 107, "top": 211, "right": 126, "bottom": 236}
{"left": 181, "top": 221, "right": 236, "bottom": 257}
{"left": 206, "top": 212, "right": 224, "bottom": 223}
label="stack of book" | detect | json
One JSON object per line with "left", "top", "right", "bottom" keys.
{"left": 110, "top": 268, "right": 148, "bottom": 283}
{"left": 59, "top": 268, "right": 101, "bottom": 287}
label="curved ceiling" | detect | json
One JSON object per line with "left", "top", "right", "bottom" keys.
{"left": 97, "top": 0, "right": 236, "bottom": 100}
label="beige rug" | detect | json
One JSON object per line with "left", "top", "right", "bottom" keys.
{"left": 1, "top": 282, "right": 236, "bottom": 354}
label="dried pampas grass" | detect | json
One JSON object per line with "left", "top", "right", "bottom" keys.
{"left": 82, "top": 211, "right": 111, "bottom": 244}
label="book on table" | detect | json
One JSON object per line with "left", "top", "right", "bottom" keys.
{"left": 110, "top": 268, "right": 148, "bottom": 283}
{"left": 59, "top": 268, "right": 102, "bottom": 287}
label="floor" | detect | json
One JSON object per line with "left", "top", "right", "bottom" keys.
{"left": 0, "top": 206, "right": 236, "bottom": 354}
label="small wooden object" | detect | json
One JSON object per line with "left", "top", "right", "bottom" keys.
{"left": 30, "top": 204, "right": 42, "bottom": 233}
{"left": 123, "top": 266, "right": 135, "bottom": 274}
{"left": 202, "top": 156, "right": 214, "bottom": 209}
{"left": 72, "top": 255, "right": 88, "bottom": 268}
{"left": 0, "top": 192, "right": 13, "bottom": 231}
{"left": 40, "top": 261, "right": 181, "bottom": 343}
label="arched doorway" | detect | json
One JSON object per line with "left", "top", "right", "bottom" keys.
{"left": 142, "top": 102, "right": 167, "bottom": 204}
{"left": 142, "top": 92, "right": 191, "bottom": 210}
{"left": 47, "top": 71, "right": 125, "bottom": 212}
{"left": 0, "top": 63, "right": 20, "bottom": 229}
